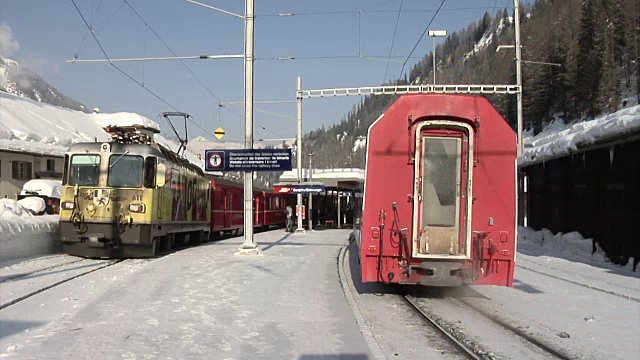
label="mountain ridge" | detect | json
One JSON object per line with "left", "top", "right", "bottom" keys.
{"left": 0, "top": 56, "right": 89, "bottom": 113}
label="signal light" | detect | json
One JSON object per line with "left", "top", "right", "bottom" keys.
{"left": 128, "top": 204, "right": 145, "bottom": 213}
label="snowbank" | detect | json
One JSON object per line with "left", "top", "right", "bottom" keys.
{"left": 20, "top": 179, "right": 62, "bottom": 199}
{"left": 16, "top": 197, "right": 46, "bottom": 214}
{"left": 518, "top": 226, "right": 638, "bottom": 275}
{"left": 519, "top": 105, "right": 640, "bottom": 166}
{"left": 0, "top": 199, "right": 60, "bottom": 261}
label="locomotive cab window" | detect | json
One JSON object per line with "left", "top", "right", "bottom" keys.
{"left": 69, "top": 154, "right": 100, "bottom": 186}
{"left": 108, "top": 155, "right": 144, "bottom": 188}
{"left": 144, "top": 157, "right": 157, "bottom": 188}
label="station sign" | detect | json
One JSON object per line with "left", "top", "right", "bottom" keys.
{"left": 274, "top": 184, "right": 326, "bottom": 194}
{"left": 204, "top": 149, "right": 292, "bottom": 172}
{"left": 293, "top": 185, "right": 326, "bottom": 194}
{"left": 274, "top": 185, "right": 293, "bottom": 194}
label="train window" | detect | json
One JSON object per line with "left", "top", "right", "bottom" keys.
{"left": 144, "top": 157, "right": 157, "bottom": 188}
{"left": 108, "top": 155, "right": 144, "bottom": 188}
{"left": 421, "top": 137, "right": 461, "bottom": 227}
{"left": 69, "top": 154, "right": 100, "bottom": 186}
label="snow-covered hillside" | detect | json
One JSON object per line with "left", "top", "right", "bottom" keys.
{"left": 0, "top": 91, "right": 204, "bottom": 168}
{"left": 0, "top": 56, "right": 87, "bottom": 112}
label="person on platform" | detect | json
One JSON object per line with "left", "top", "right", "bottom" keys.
{"left": 286, "top": 205, "right": 294, "bottom": 232}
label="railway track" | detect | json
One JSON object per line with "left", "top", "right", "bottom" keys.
{"left": 404, "top": 294, "right": 573, "bottom": 360}
{"left": 0, "top": 258, "right": 125, "bottom": 311}
{"left": 402, "top": 295, "right": 481, "bottom": 360}
{"left": 0, "top": 258, "right": 86, "bottom": 284}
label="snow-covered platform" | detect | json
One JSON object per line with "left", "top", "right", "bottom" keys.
{"left": 0, "top": 229, "right": 372, "bottom": 359}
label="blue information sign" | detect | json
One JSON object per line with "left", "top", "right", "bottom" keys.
{"left": 204, "top": 149, "right": 292, "bottom": 172}
{"left": 292, "top": 185, "right": 326, "bottom": 194}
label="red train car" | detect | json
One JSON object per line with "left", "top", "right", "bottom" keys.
{"left": 208, "top": 177, "right": 286, "bottom": 237}
{"left": 261, "top": 191, "right": 287, "bottom": 228}
{"left": 357, "top": 94, "right": 516, "bottom": 287}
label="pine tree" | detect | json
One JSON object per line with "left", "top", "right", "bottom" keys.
{"left": 597, "top": 13, "right": 620, "bottom": 112}
{"left": 575, "top": 0, "right": 603, "bottom": 119}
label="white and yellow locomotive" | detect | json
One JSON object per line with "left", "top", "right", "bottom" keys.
{"left": 59, "top": 124, "right": 211, "bottom": 258}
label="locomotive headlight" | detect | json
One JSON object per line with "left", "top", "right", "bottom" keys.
{"left": 61, "top": 202, "right": 75, "bottom": 210}
{"left": 128, "top": 204, "right": 145, "bottom": 213}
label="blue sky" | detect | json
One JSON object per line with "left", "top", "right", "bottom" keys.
{"left": 1, "top": 0, "right": 524, "bottom": 144}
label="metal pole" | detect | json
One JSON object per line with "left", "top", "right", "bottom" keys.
{"left": 308, "top": 155, "right": 313, "bottom": 231}
{"left": 337, "top": 189, "right": 341, "bottom": 229}
{"left": 296, "top": 77, "right": 305, "bottom": 233}
{"left": 514, "top": 0, "right": 524, "bottom": 157}
{"left": 432, "top": 36, "right": 436, "bottom": 85}
{"left": 236, "top": 0, "right": 260, "bottom": 255}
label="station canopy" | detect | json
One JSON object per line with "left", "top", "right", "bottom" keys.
{"left": 277, "top": 168, "right": 364, "bottom": 190}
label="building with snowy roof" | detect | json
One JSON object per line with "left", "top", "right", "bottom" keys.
{"left": 0, "top": 91, "right": 205, "bottom": 199}
{"left": 520, "top": 105, "right": 640, "bottom": 265}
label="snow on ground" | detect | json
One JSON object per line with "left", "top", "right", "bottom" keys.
{"left": 461, "top": 226, "right": 640, "bottom": 359}
{"left": 0, "top": 230, "right": 372, "bottom": 359}
{"left": 518, "top": 226, "right": 638, "bottom": 275}
{"left": 485, "top": 225, "right": 635, "bottom": 357}
{"left": 519, "top": 105, "right": 640, "bottom": 167}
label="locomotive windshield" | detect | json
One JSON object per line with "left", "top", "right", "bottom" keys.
{"left": 69, "top": 154, "right": 100, "bottom": 186}
{"left": 108, "top": 155, "right": 144, "bottom": 188}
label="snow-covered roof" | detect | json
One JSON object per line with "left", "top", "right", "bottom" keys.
{"left": 95, "top": 112, "right": 160, "bottom": 131}
{"left": 279, "top": 168, "right": 364, "bottom": 188}
{"left": 0, "top": 91, "right": 205, "bottom": 168}
{"left": 519, "top": 105, "right": 640, "bottom": 167}
{"left": 20, "top": 179, "right": 62, "bottom": 199}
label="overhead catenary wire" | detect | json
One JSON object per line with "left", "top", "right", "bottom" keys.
{"left": 70, "top": 0, "right": 234, "bottom": 142}
{"left": 70, "top": 0, "right": 284, "bottom": 141}
{"left": 70, "top": 0, "right": 179, "bottom": 112}
{"left": 257, "top": 55, "right": 422, "bottom": 61}
{"left": 224, "top": 102, "right": 295, "bottom": 120}
{"left": 383, "top": 0, "right": 404, "bottom": 83}
{"left": 399, "top": 0, "right": 448, "bottom": 79}
{"left": 123, "top": 1, "right": 222, "bottom": 104}
{"left": 258, "top": 6, "right": 510, "bottom": 17}
{"left": 73, "top": 0, "right": 127, "bottom": 59}
{"left": 123, "top": 0, "right": 285, "bottom": 140}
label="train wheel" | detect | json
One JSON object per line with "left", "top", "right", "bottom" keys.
{"left": 159, "top": 234, "right": 173, "bottom": 253}
{"left": 152, "top": 237, "right": 160, "bottom": 256}
{"left": 192, "top": 231, "right": 204, "bottom": 245}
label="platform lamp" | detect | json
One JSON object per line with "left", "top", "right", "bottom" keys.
{"left": 307, "top": 153, "right": 315, "bottom": 231}
{"left": 428, "top": 30, "right": 447, "bottom": 85}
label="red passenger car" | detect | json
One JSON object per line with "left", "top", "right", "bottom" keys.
{"left": 357, "top": 94, "right": 517, "bottom": 287}
{"left": 209, "top": 177, "right": 286, "bottom": 237}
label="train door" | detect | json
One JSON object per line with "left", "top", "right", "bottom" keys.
{"left": 412, "top": 123, "right": 472, "bottom": 259}
{"left": 223, "top": 189, "right": 231, "bottom": 229}
{"left": 254, "top": 194, "right": 261, "bottom": 226}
